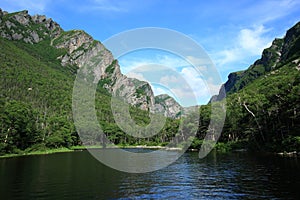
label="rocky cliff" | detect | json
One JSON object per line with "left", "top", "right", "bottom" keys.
{"left": 0, "top": 9, "right": 61, "bottom": 43}
{"left": 0, "top": 9, "right": 181, "bottom": 118}
{"left": 153, "top": 94, "right": 182, "bottom": 119}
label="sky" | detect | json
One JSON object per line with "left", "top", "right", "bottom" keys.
{"left": 0, "top": 0, "right": 300, "bottom": 106}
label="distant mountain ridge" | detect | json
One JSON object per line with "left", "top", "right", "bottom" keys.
{"left": 0, "top": 9, "right": 182, "bottom": 118}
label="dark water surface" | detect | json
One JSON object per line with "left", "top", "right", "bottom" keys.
{"left": 0, "top": 149, "right": 299, "bottom": 199}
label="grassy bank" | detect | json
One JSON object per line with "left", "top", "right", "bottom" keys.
{"left": 0, "top": 140, "right": 250, "bottom": 159}
{"left": 0, "top": 147, "right": 74, "bottom": 158}
{"left": 0, "top": 144, "right": 180, "bottom": 158}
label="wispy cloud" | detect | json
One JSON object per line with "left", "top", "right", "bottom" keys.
{"left": 238, "top": 25, "right": 271, "bottom": 54}
{"left": 80, "top": 0, "right": 129, "bottom": 12}
{"left": 212, "top": 25, "right": 272, "bottom": 71}
{"left": 243, "top": 0, "right": 300, "bottom": 24}
{"left": 0, "top": 0, "right": 50, "bottom": 13}
{"left": 126, "top": 71, "right": 148, "bottom": 82}
{"left": 79, "top": 0, "right": 155, "bottom": 13}
{"left": 119, "top": 54, "right": 190, "bottom": 74}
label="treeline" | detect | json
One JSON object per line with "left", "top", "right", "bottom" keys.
{"left": 0, "top": 38, "right": 77, "bottom": 154}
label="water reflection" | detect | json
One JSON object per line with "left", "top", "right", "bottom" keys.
{"left": 0, "top": 150, "right": 299, "bottom": 199}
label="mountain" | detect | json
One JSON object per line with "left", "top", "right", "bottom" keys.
{"left": 0, "top": 9, "right": 181, "bottom": 118}
{"left": 0, "top": 9, "right": 182, "bottom": 154}
{"left": 206, "top": 21, "right": 300, "bottom": 152}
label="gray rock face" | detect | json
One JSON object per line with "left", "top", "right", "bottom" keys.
{"left": 53, "top": 29, "right": 155, "bottom": 111}
{"left": 53, "top": 30, "right": 182, "bottom": 114}
{"left": 281, "top": 22, "right": 300, "bottom": 61}
{"left": 30, "top": 31, "right": 40, "bottom": 43}
{"left": 55, "top": 30, "right": 95, "bottom": 67}
{"left": 5, "top": 21, "right": 16, "bottom": 29}
{"left": 13, "top": 10, "right": 30, "bottom": 26}
{"left": 113, "top": 77, "right": 155, "bottom": 111}
{"left": 254, "top": 38, "right": 283, "bottom": 68}
{"left": 0, "top": 9, "right": 62, "bottom": 43}
{"left": 31, "top": 15, "right": 46, "bottom": 23}
{"left": 12, "top": 33, "right": 23, "bottom": 40}
{"left": 153, "top": 94, "right": 182, "bottom": 118}
{"left": 0, "top": 9, "right": 8, "bottom": 17}
{"left": 54, "top": 30, "right": 94, "bottom": 55}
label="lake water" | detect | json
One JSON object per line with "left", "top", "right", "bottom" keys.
{"left": 0, "top": 149, "right": 299, "bottom": 199}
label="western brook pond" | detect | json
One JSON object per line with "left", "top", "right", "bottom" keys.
{"left": 0, "top": 149, "right": 299, "bottom": 199}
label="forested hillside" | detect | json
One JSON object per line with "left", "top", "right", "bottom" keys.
{"left": 203, "top": 22, "right": 300, "bottom": 153}
{"left": 0, "top": 10, "right": 180, "bottom": 155}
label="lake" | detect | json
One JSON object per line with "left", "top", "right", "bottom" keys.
{"left": 0, "top": 149, "right": 299, "bottom": 199}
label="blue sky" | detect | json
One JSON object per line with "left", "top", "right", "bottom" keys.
{"left": 1, "top": 0, "right": 300, "bottom": 105}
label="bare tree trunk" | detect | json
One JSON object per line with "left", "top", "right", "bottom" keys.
{"left": 4, "top": 128, "right": 10, "bottom": 143}
{"left": 243, "top": 102, "right": 265, "bottom": 141}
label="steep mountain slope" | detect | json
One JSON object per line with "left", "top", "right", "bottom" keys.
{"left": 0, "top": 9, "right": 181, "bottom": 118}
{"left": 205, "top": 22, "right": 300, "bottom": 152}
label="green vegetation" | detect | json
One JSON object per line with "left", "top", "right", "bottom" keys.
{"left": 105, "top": 60, "right": 117, "bottom": 74}
{"left": 155, "top": 95, "right": 171, "bottom": 104}
{"left": 222, "top": 60, "right": 300, "bottom": 152}
{"left": 51, "top": 30, "right": 78, "bottom": 46}
{"left": 0, "top": 11, "right": 299, "bottom": 157}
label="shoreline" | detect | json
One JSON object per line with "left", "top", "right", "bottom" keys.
{"left": 0, "top": 145, "right": 184, "bottom": 159}
{"left": 0, "top": 147, "right": 74, "bottom": 159}
{"left": 1, "top": 145, "right": 298, "bottom": 159}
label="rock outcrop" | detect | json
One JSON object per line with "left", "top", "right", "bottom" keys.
{"left": 0, "top": 10, "right": 61, "bottom": 44}
{"left": 52, "top": 29, "right": 156, "bottom": 111}
{"left": 153, "top": 94, "right": 182, "bottom": 118}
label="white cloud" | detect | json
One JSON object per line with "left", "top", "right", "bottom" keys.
{"left": 157, "top": 67, "right": 217, "bottom": 106}
{"left": 126, "top": 71, "right": 147, "bottom": 82}
{"left": 214, "top": 49, "right": 241, "bottom": 68}
{"left": 186, "top": 56, "right": 210, "bottom": 66}
{"left": 153, "top": 87, "right": 166, "bottom": 95}
{"left": 119, "top": 54, "right": 189, "bottom": 74}
{"left": 180, "top": 67, "right": 210, "bottom": 96}
{"left": 82, "top": 0, "right": 128, "bottom": 12}
{"left": 160, "top": 75, "right": 180, "bottom": 85}
{"left": 244, "top": 0, "right": 300, "bottom": 24}
{"left": 238, "top": 25, "right": 271, "bottom": 55}
{"left": 213, "top": 25, "right": 272, "bottom": 70}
